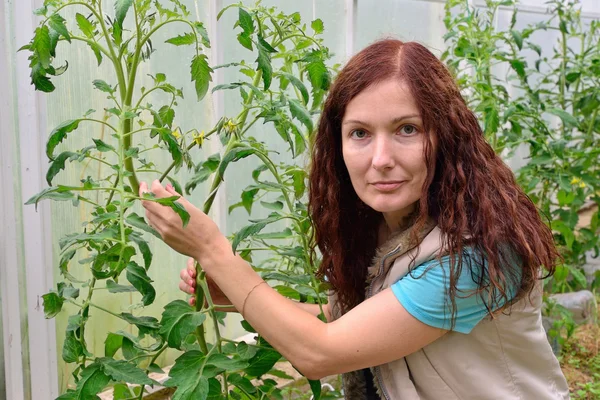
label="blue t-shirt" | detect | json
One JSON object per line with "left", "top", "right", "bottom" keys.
{"left": 390, "top": 250, "right": 518, "bottom": 334}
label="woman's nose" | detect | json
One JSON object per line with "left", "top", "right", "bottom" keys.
{"left": 371, "top": 135, "right": 395, "bottom": 171}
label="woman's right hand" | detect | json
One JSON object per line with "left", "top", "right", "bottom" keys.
{"left": 179, "top": 257, "right": 236, "bottom": 310}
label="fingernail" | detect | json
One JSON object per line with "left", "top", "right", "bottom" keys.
{"left": 189, "top": 280, "right": 194, "bottom": 286}
{"left": 166, "top": 183, "right": 173, "bottom": 191}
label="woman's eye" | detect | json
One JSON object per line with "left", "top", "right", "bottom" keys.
{"left": 350, "top": 129, "right": 368, "bottom": 139}
{"left": 400, "top": 125, "right": 418, "bottom": 135}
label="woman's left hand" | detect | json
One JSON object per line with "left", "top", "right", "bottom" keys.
{"left": 139, "top": 180, "right": 229, "bottom": 262}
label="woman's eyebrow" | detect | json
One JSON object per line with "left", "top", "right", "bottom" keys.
{"left": 342, "top": 114, "right": 421, "bottom": 127}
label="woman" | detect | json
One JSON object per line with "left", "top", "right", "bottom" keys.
{"left": 141, "top": 40, "right": 569, "bottom": 399}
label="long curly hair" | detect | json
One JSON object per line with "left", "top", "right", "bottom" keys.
{"left": 308, "top": 39, "right": 558, "bottom": 315}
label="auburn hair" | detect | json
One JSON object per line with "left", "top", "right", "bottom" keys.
{"left": 308, "top": 39, "right": 558, "bottom": 316}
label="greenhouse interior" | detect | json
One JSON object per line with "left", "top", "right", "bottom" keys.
{"left": 1, "top": 0, "right": 599, "bottom": 399}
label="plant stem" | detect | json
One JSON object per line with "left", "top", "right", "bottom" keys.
{"left": 79, "top": 277, "right": 96, "bottom": 368}
{"left": 136, "top": 344, "right": 169, "bottom": 400}
{"left": 198, "top": 273, "right": 229, "bottom": 397}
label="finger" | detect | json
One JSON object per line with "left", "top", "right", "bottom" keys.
{"left": 139, "top": 181, "right": 148, "bottom": 197}
{"left": 187, "top": 258, "right": 196, "bottom": 278}
{"left": 178, "top": 281, "right": 190, "bottom": 293}
{"left": 189, "top": 297, "right": 196, "bottom": 306}
{"left": 180, "top": 268, "right": 190, "bottom": 281}
{"left": 151, "top": 179, "right": 170, "bottom": 198}
{"left": 166, "top": 184, "right": 181, "bottom": 196}
{"left": 180, "top": 281, "right": 194, "bottom": 295}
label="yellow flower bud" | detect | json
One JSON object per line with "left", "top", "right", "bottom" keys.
{"left": 194, "top": 130, "right": 205, "bottom": 147}
{"left": 570, "top": 177, "right": 581, "bottom": 185}
{"left": 579, "top": 182, "right": 586, "bottom": 188}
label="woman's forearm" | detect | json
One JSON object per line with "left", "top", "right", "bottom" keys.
{"left": 197, "top": 244, "right": 330, "bottom": 378}
{"left": 217, "top": 299, "right": 329, "bottom": 321}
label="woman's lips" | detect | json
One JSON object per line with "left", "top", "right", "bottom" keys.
{"left": 371, "top": 181, "right": 405, "bottom": 192}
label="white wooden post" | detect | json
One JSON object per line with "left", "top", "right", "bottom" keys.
{"left": 0, "top": 1, "right": 29, "bottom": 398}
{"left": 12, "top": 0, "right": 59, "bottom": 398}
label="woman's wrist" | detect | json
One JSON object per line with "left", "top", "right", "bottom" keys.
{"left": 193, "top": 234, "right": 234, "bottom": 273}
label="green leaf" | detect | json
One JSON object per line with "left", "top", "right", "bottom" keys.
{"left": 46, "top": 151, "right": 77, "bottom": 185}
{"left": 129, "top": 232, "right": 152, "bottom": 270}
{"left": 125, "top": 212, "right": 161, "bottom": 239}
{"left": 303, "top": 55, "right": 330, "bottom": 91}
{"left": 49, "top": 14, "right": 71, "bottom": 43}
{"left": 25, "top": 187, "right": 77, "bottom": 209}
{"left": 47, "top": 119, "right": 81, "bottom": 160}
{"left": 93, "top": 138, "right": 115, "bottom": 152}
{"left": 228, "top": 373, "right": 257, "bottom": 394}
{"left": 238, "top": 8, "right": 254, "bottom": 35}
{"left": 304, "top": 379, "right": 321, "bottom": 400}
{"left": 120, "top": 313, "right": 160, "bottom": 331}
{"left": 194, "top": 22, "right": 211, "bottom": 47}
{"left": 98, "top": 358, "right": 153, "bottom": 385}
{"left": 62, "top": 331, "right": 84, "bottom": 363}
{"left": 165, "top": 33, "right": 196, "bottom": 46}
{"left": 212, "top": 82, "right": 242, "bottom": 92}
{"left": 93, "top": 79, "right": 114, "bottom": 94}
{"left": 75, "top": 13, "right": 95, "bottom": 38}
{"left": 164, "top": 351, "right": 209, "bottom": 400}
{"left": 484, "top": 108, "right": 499, "bottom": 136}
{"left": 244, "top": 348, "right": 281, "bottom": 377}
{"left": 57, "top": 282, "right": 80, "bottom": 299}
{"left": 191, "top": 54, "right": 213, "bottom": 101}
{"left": 114, "top": 0, "right": 133, "bottom": 31}
{"left": 237, "top": 32, "right": 253, "bottom": 51}
{"left": 241, "top": 188, "right": 259, "bottom": 214}
{"left": 64, "top": 314, "right": 82, "bottom": 333}
{"left": 106, "top": 280, "right": 137, "bottom": 293}
{"left": 185, "top": 153, "right": 221, "bottom": 194}
{"left": 552, "top": 220, "right": 575, "bottom": 250}
{"left": 256, "top": 35, "right": 276, "bottom": 90}
{"left": 112, "top": 383, "right": 133, "bottom": 400}
{"left": 262, "top": 271, "right": 310, "bottom": 285}
{"left": 166, "top": 176, "right": 183, "bottom": 197}
{"left": 168, "top": 198, "right": 190, "bottom": 227}
{"left": 547, "top": 108, "right": 579, "bottom": 129}
{"left": 32, "top": 25, "right": 52, "bottom": 69}
{"left": 260, "top": 200, "right": 283, "bottom": 210}
{"left": 88, "top": 42, "right": 103, "bottom": 65}
{"left": 159, "top": 300, "right": 206, "bottom": 349}
{"left": 236, "top": 341, "right": 258, "bottom": 360}
{"left": 126, "top": 262, "right": 156, "bottom": 306}
{"left": 311, "top": 19, "right": 324, "bottom": 34}
{"left": 31, "top": 67, "right": 55, "bottom": 92}
{"left": 75, "top": 363, "right": 111, "bottom": 399}
{"left": 218, "top": 146, "right": 256, "bottom": 177}
{"left": 510, "top": 30, "right": 522, "bottom": 50}
{"left": 42, "top": 292, "right": 63, "bottom": 318}
{"left": 104, "top": 332, "right": 124, "bottom": 357}
{"left": 510, "top": 59, "right": 526, "bottom": 79}
{"left": 280, "top": 73, "right": 309, "bottom": 105}
{"left": 288, "top": 99, "right": 313, "bottom": 132}
{"left": 267, "top": 368, "right": 294, "bottom": 380}
{"left": 232, "top": 221, "right": 267, "bottom": 253}
{"left": 206, "top": 354, "right": 249, "bottom": 371}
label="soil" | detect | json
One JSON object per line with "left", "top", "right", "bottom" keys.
{"left": 559, "top": 300, "right": 600, "bottom": 399}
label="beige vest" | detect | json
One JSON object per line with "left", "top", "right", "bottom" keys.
{"left": 333, "top": 225, "right": 570, "bottom": 399}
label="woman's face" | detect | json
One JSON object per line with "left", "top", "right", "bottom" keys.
{"left": 341, "top": 78, "right": 429, "bottom": 230}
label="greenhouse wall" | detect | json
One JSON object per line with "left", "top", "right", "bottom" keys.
{"left": 1, "top": 0, "right": 599, "bottom": 399}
